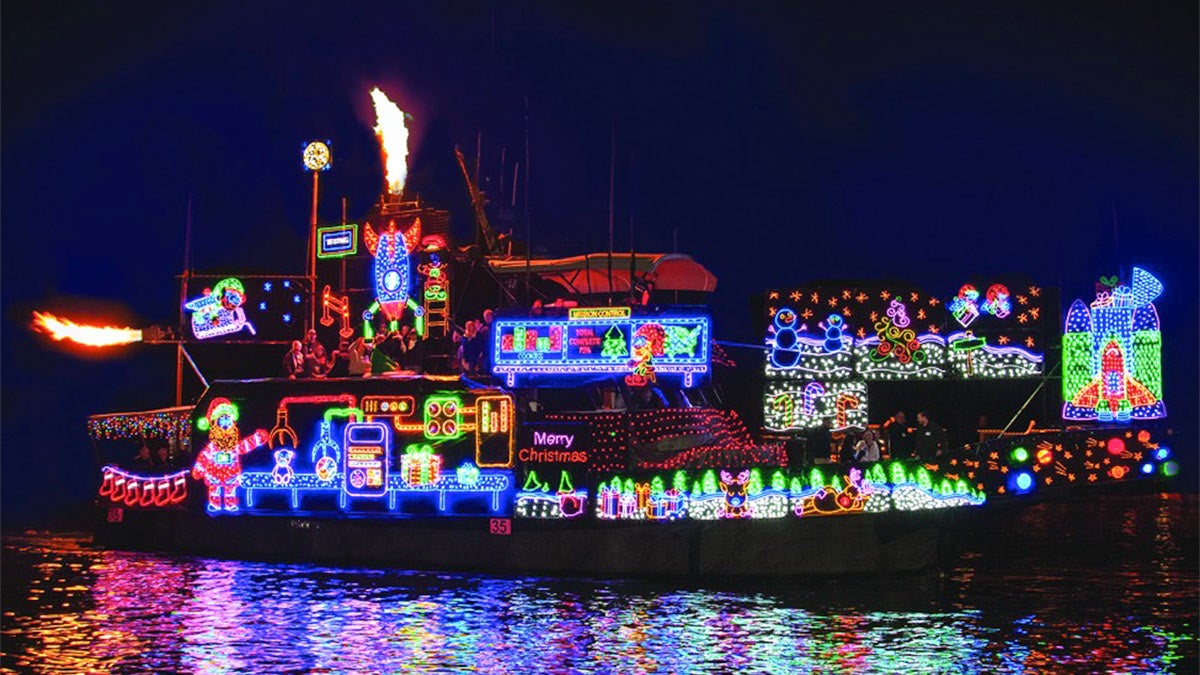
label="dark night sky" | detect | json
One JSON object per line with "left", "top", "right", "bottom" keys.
{"left": 3, "top": 1, "right": 1196, "bottom": 524}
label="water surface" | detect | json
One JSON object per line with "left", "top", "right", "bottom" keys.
{"left": 3, "top": 494, "right": 1195, "bottom": 673}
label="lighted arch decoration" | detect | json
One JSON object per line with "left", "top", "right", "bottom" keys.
{"left": 1062, "top": 267, "right": 1165, "bottom": 422}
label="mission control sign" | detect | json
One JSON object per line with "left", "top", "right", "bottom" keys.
{"left": 518, "top": 422, "right": 590, "bottom": 465}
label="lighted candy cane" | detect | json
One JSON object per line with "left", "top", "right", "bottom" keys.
{"left": 835, "top": 393, "right": 860, "bottom": 429}
{"left": 802, "top": 382, "right": 826, "bottom": 417}
{"left": 771, "top": 393, "right": 796, "bottom": 426}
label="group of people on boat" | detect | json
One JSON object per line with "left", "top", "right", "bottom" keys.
{"left": 281, "top": 309, "right": 497, "bottom": 378}
{"left": 801, "top": 410, "right": 949, "bottom": 465}
{"left": 283, "top": 329, "right": 367, "bottom": 378}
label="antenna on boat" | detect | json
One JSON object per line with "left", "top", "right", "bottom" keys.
{"left": 524, "top": 94, "right": 531, "bottom": 301}
{"left": 176, "top": 195, "right": 193, "bottom": 406}
{"left": 628, "top": 150, "right": 637, "bottom": 305}
{"left": 608, "top": 117, "right": 616, "bottom": 305}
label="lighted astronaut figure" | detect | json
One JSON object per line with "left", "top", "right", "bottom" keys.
{"left": 191, "top": 398, "right": 269, "bottom": 512}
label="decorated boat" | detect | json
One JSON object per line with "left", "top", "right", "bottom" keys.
{"left": 45, "top": 87, "right": 1174, "bottom": 577}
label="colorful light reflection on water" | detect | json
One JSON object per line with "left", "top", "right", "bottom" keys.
{"left": 2, "top": 495, "right": 1195, "bottom": 674}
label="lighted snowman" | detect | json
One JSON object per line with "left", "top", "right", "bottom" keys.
{"left": 821, "top": 314, "right": 846, "bottom": 353}
{"left": 769, "top": 308, "right": 801, "bottom": 369}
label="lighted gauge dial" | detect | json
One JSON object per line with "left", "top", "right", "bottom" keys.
{"left": 303, "top": 141, "right": 331, "bottom": 171}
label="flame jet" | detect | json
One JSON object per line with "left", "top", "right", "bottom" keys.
{"left": 32, "top": 311, "right": 142, "bottom": 347}
{"left": 370, "top": 87, "right": 410, "bottom": 195}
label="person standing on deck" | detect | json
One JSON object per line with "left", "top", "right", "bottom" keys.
{"left": 914, "top": 411, "right": 948, "bottom": 460}
{"left": 883, "top": 410, "right": 914, "bottom": 459}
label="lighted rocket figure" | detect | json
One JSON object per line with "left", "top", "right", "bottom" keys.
{"left": 1062, "top": 267, "right": 1165, "bottom": 422}
{"left": 363, "top": 218, "right": 421, "bottom": 322}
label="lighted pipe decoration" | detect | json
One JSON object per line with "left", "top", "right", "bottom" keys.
{"left": 320, "top": 285, "right": 355, "bottom": 340}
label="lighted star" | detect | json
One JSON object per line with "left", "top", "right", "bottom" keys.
{"left": 811, "top": 292, "right": 820, "bottom": 304}
{"left": 929, "top": 325, "right": 939, "bottom": 334}
{"left": 910, "top": 292, "right": 919, "bottom": 303}
{"left": 768, "top": 306, "right": 776, "bottom": 316}
{"left": 769, "top": 291, "right": 779, "bottom": 299}
{"left": 1018, "top": 313, "right": 1028, "bottom": 324}
{"left": 1029, "top": 286, "right": 1041, "bottom": 297}
{"left": 869, "top": 311, "right": 878, "bottom": 322}
{"left": 929, "top": 297, "right": 940, "bottom": 306}
{"left": 790, "top": 291, "right": 801, "bottom": 301}
{"left": 1029, "top": 307, "right": 1040, "bottom": 320}
{"left": 842, "top": 307, "right": 851, "bottom": 317}
{"left": 1068, "top": 473, "right": 1075, "bottom": 482}
{"left": 1025, "top": 336, "right": 1035, "bottom": 348}
{"left": 856, "top": 327, "right": 866, "bottom": 339}
{"left": 801, "top": 308, "right": 813, "bottom": 320}
{"left": 1088, "top": 474, "right": 1097, "bottom": 482}
{"left": 828, "top": 297, "right": 838, "bottom": 307}
{"left": 1044, "top": 477, "right": 1053, "bottom": 485}
{"left": 842, "top": 289, "right": 851, "bottom": 299}
{"left": 1063, "top": 451, "right": 1072, "bottom": 460}
{"left": 998, "top": 335, "right": 1009, "bottom": 345}
{"left": 917, "top": 308, "right": 926, "bottom": 320}
{"left": 1017, "top": 294, "right": 1028, "bottom": 306}
{"left": 855, "top": 292, "right": 869, "bottom": 303}
{"left": 880, "top": 291, "right": 890, "bottom": 300}
{"left": 1000, "top": 466, "right": 1009, "bottom": 474}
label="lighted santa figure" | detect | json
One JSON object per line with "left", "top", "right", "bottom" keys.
{"left": 191, "top": 397, "right": 268, "bottom": 512}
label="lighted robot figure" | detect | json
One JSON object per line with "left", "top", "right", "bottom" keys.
{"left": 191, "top": 397, "right": 268, "bottom": 512}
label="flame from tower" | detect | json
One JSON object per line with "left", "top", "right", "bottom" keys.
{"left": 370, "top": 87, "right": 410, "bottom": 196}
{"left": 32, "top": 311, "right": 142, "bottom": 347}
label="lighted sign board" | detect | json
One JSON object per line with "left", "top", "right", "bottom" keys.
{"left": 491, "top": 311, "right": 711, "bottom": 386}
{"left": 517, "top": 421, "right": 590, "bottom": 465}
{"left": 317, "top": 224, "right": 358, "bottom": 258}
{"left": 185, "top": 277, "right": 255, "bottom": 340}
{"left": 183, "top": 275, "right": 308, "bottom": 343}
{"left": 762, "top": 280, "right": 1049, "bottom": 432}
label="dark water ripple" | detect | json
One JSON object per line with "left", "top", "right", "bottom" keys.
{"left": 2, "top": 494, "right": 1195, "bottom": 674}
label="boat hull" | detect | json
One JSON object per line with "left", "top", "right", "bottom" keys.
{"left": 93, "top": 506, "right": 966, "bottom": 577}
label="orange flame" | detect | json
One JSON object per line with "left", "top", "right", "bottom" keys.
{"left": 32, "top": 311, "right": 142, "bottom": 347}
{"left": 370, "top": 87, "right": 410, "bottom": 195}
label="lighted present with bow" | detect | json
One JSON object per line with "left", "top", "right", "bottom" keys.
{"left": 401, "top": 444, "right": 443, "bottom": 487}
